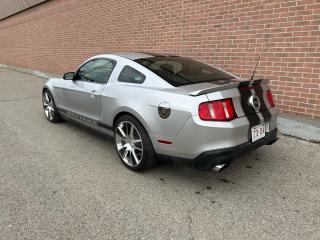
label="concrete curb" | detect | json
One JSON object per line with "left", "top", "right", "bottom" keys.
{"left": 278, "top": 113, "right": 320, "bottom": 143}
{"left": 1, "top": 64, "right": 319, "bottom": 142}
{"left": 0, "top": 64, "right": 60, "bottom": 79}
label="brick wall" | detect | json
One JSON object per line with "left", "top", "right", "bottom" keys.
{"left": 0, "top": 0, "right": 319, "bottom": 119}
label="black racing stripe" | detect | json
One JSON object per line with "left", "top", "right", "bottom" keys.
{"left": 58, "top": 107, "right": 114, "bottom": 130}
{"left": 57, "top": 107, "right": 67, "bottom": 114}
{"left": 97, "top": 122, "right": 113, "bottom": 131}
{"left": 255, "top": 84, "right": 272, "bottom": 123}
{"left": 238, "top": 84, "right": 260, "bottom": 129}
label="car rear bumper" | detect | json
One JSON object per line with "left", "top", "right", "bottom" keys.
{"left": 191, "top": 128, "right": 278, "bottom": 170}
{"left": 159, "top": 129, "right": 278, "bottom": 170}
{"left": 152, "top": 108, "right": 278, "bottom": 159}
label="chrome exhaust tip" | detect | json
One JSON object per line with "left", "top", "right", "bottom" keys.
{"left": 213, "top": 163, "right": 227, "bottom": 172}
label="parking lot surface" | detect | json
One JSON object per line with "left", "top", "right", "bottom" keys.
{"left": 0, "top": 68, "right": 319, "bottom": 240}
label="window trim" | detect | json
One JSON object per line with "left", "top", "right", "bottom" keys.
{"left": 74, "top": 57, "right": 117, "bottom": 84}
{"left": 117, "top": 65, "right": 146, "bottom": 84}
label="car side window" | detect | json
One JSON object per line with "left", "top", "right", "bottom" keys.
{"left": 118, "top": 65, "right": 146, "bottom": 84}
{"left": 76, "top": 59, "right": 116, "bottom": 84}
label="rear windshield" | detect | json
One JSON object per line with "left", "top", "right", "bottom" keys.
{"left": 134, "top": 56, "right": 234, "bottom": 87}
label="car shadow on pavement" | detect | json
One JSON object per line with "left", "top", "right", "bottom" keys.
{"left": 59, "top": 118, "right": 279, "bottom": 191}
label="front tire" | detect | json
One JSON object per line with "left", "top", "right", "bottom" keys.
{"left": 114, "top": 115, "right": 157, "bottom": 171}
{"left": 42, "top": 89, "right": 61, "bottom": 123}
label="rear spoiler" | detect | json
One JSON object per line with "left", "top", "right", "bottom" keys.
{"left": 189, "top": 79, "right": 269, "bottom": 96}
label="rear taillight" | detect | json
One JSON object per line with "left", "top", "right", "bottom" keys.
{"left": 266, "top": 90, "right": 275, "bottom": 107}
{"left": 198, "top": 98, "right": 237, "bottom": 121}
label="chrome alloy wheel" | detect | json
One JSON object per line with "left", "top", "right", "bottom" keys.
{"left": 42, "top": 91, "right": 55, "bottom": 121}
{"left": 115, "top": 121, "right": 143, "bottom": 167}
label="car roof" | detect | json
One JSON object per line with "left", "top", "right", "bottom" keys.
{"left": 107, "top": 52, "right": 177, "bottom": 60}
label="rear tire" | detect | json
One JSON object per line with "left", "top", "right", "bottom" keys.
{"left": 114, "top": 115, "right": 158, "bottom": 171}
{"left": 42, "top": 89, "right": 61, "bottom": 123}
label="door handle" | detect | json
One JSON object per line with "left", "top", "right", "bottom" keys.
{"left": 90, "top": 89, "right": 97, "bottom": 98}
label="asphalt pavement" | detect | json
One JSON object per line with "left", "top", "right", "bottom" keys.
{"left": 0, "top": 68, "right": 319, "bottom": 240}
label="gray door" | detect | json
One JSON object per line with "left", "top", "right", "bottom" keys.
{"left": 59, "top": 58, "right": 116, "bottom": 122}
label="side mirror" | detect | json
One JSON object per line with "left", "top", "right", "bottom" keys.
{"left": 63, "top": 72, "right": 75, "bottom": 80}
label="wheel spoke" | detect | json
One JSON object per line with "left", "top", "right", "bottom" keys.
{"left": 122, "top": 147, "right": 129, "bottom": 159}
{"left": 131, "top": 150, "right": 139, "bottom": 164}
{"left": 129, "top": 124, "right": 134, "bottom": 138}
{"left": 116, "top": 133, "right": 125, "bottom": 141}
{"left": 44, "top": 108, "right": 49, "bottom": 118}
{"left": 48, "top": 110, "right": 53, "bottom": 120}
{"left": 125, "top": 122, "right": 130, "bottom": 136}
{"left": 134, "top": 145, "right": 142, "bottom": 151}
{"left": 45, "top": 93, "right": 50, "bottom": 103}
{"left": 133, "top": 139, "right": 141, "bottom": 144}
{"left": 117, "top": 126, "right": 127, "bottom": 138}
{"left": 128, "top": 151, "right": 134, "bottom": 166}
{"left": 117, "top": 144, "right": 126, "bottom": 152}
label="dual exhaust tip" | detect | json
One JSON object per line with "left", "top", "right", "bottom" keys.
{"left": 212, "top": 163, "right": 227, "bottom": 172}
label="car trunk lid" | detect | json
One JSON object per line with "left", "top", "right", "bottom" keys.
{"left": 177, "top": 78, "right": 272, "bottom": 120}
{"left": 201, "top": 79, "right": 272, "bottom": 125}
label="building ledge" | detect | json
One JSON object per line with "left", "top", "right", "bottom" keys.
{"left": 278, "top": 113, "right": 320, "bottom": 143}
{"left": 0, "top": 63, "right": 59, "bottom": 79}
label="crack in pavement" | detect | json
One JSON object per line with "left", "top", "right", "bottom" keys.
{"left": 186, "top": 194, "right": 202, "bottom": 240}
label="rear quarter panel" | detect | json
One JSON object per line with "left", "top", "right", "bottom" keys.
{"left": 99, "top": 83, "right": 208, "bottom": 138}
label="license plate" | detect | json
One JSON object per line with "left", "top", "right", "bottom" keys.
{"left": 251, "top": 123, "right": 265, "bottom": 142}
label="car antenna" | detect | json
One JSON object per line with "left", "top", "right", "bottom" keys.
{"left": 249, "top": 54, "right": 261, "bottom": 84}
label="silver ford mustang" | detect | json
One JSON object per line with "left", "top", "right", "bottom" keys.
{"left": 42, "top": 52, "right": 278, "bottom": 172}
